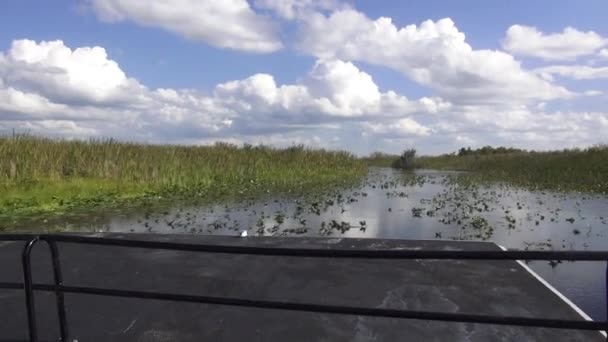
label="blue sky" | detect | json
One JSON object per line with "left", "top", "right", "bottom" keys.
{"left": 0, "top": 0, "right": 607, "bottom": 154}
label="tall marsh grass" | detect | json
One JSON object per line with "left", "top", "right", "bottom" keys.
{"left": 361, "top": 152, "right": 400, "bottom": 167}
{"left": 0, "top": 135, "right": 366, "bottom": 219}
{"left": 416, "top": 146, "right": 608, "bottom": 194}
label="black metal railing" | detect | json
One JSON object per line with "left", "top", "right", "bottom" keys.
{"left": 0, "top": 233, "right": 607, "bottom": 341}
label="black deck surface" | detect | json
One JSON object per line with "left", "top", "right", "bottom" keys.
{"left": 0, "top": 233, "right": 604, "bottom": 341}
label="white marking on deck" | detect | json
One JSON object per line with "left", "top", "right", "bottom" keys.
{"left": 497, "top": 244, "right": 606, "bottom": 338}
{"left": 122, "top": 319, "right": 137, "bottom": 334}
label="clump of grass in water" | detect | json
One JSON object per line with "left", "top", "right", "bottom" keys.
{"left": 0, "top": 135, "right": 366, "bottom": 227}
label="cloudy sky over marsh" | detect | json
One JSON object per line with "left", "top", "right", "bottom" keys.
{"left": 0, "top": 0, "right": 607, "bottom": 154}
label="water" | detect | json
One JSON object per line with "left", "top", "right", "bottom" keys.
{"left": 23, "top": 168, "right": 608, "bottom": 320}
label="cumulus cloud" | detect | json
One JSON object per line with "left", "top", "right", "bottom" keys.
{"left": 535, "top": 65, "right": 608, "bottom": 80}
{"left": 362, "top": 118, "right": 431, "bottom": 138}
{"left": 0, "top": 87, "right": 66, "bottom": 118}
{"left": 0, "top": 39, "right": 440, "bottom": 146}
{"left": 583, "top": 90, "right": 602, "bottom": 96}
{"left": 599, "top": 49, "right": 608, "bottom": 59}
{"left": 503, "top": 25, "right": 607, "bottom": 60}
{"left": 297, "top": 10, "right": 572, "bottom": 105}
{"left": 88, "top": 0, "right": 282, "bottom": 53}
{"left": 412, "top": 104, "right": 608, "bottom": 153}
{"left": 1, "top": 35, "right": 606, "bottom": 155}
{"left": 213, "top": 58, "right": 448, "bottom": 122}
{"left": 0, "top": 39, "right": 145, "bottom": 106}
{"left": 208, "top": 59, "right": 449, "bottom": 141}
{"left": 0, "top": 39, "right": 245, "bottom": 140}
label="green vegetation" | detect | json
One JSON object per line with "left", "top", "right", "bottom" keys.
{"left": 416, "top": 146, "right": 608, "bottom": 194}
{"left": 364, "top": 145, "right": 608, "bottom": 194}
{"left": 0, "top": 135, "right": 366, "bottom": 225}
{"left": 391, "top": 149, "right": 417, "bottom": 170}
{"left": 361, "top": 152, "right": 399, "bottom": 167}
{"left": 456, "top": 146, "right": 524, "bottom": 157}
{"left": 365, "top": 149, "right": 419, "bottom": 169}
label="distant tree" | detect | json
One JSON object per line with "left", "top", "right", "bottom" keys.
{"left": 370, "top": 151, "right": 389, "bottom": 159}
{"left": 480, "top": 146, "right": 493, "bottom": 155}
{"left": 458, "top": 147, "right": 473, "bottom": 156}
{"left": 457, "top": 146, "right": 523, "bottom": 156}
{"left": 392, "top": 149, "right": 417, "bottom": 169}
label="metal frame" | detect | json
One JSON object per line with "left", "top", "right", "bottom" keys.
{"left": 0, "top": 233, "right": 607, "bottom": 341}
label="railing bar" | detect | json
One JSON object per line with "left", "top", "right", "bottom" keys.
{"left": 2, "top": 235, "right": 608, "bottom": 261}
{"left": 0, "top": 282, "right": 24, "bottom": 290}
{"left": 0, "top": 340, "right": 58, "bottom": 342}
{"left": 26, "top": 283, "right": 608, "bottom": 332}
{"left": 21, "top": 238, "right": 39, "bottom": 342}
{"left": 0, "top": 235, "right": 39, "bottom": 241}
{"left": 47, "top": 241, "right": 69, "bottom": 342}
{"left": 24, "top": 235, "right": 608, "bottom": 260}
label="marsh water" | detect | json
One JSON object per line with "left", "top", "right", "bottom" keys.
{"left": 20, "top": 168, "right": 608, "bottom": 320}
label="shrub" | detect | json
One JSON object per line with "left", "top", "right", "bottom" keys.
{"left": 392, "top": 149, "right": 417, "bottom": 169}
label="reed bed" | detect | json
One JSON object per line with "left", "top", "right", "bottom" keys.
{"left": 0, "top": 135, "right": 366, "bottom": 221}
{"left": 361, "top": 152, "right": 400, "bottom": 168}
{"left": 415, "top": 146, "right": 608, "bottom": 194}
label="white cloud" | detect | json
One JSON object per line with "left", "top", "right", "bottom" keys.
{"left": 0, "top": 39, "right": 145, "bottom": 106}
{"left": 213, "top": 58, "right": 446, "bottom": 119}
{"left": 389, "top": 103, "right": 608, "bottom": 155}
{"left": 4, "top": 120, "right": 100, "bottom": 137}
{"left": 600, "top": 49, "right": 608, "bottom": 59}
{"left": 0, "top": 39, "right": 440, "bottom": 146}
{"left": 436, "top": 105, "right": 608, "bottom": 145}
{"left": 583, "top": 90, "right": 602, "bottom": 96}
{"left": 535, "top": 65, "right": 608, "bottom": 80}
{"left": 1, "top": 39, "right": 606, "bottom": 155}
{"left": 362, "top": 118, "right": 431, "bottom": 137}
{"left": 297, "top": 11, "right": 572, "bottom": 105}
{"left": 0, "top": 87, "right": 68, "bottom": 117}
{"left": 503, "top": 25, "right": 607, "bottom": 60}
{"left": 88, "top": 0, "right": 282, "bottom": 53}
{"left": 303, "top": 58, "right": 382, "bottom": 115}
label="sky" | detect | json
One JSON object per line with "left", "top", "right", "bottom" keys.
{"left": 0, "top": 0, "right": 607, "bottom": 155}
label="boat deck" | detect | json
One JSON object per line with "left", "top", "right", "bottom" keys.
{"left": 0, "top": 234, "right": 604, "bottom": 341}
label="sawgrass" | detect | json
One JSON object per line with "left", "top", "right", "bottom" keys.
{"left": 0, "top": 135, "right": 367, "bottom": 224}
{"left": 415, "top": 146, "right": 608, "bottom": 194}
